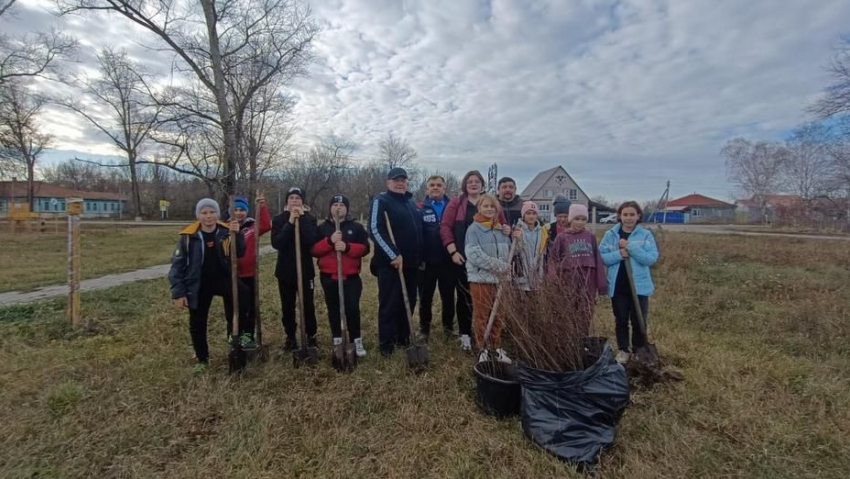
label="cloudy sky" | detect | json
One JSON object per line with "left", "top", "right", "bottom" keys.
{"left": 9, "top": 0, "right": 850, "bottom": 202}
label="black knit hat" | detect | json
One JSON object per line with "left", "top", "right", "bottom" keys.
{"left": 287, "top": 187, "right": 306, "bottom": 201}
{"left": 329, "top": 194, "right": 350, "bottom": 211}
{"left": 552, "top": 194, "right": 571, "bottom": 217}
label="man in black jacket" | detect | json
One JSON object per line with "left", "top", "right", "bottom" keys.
{"left": 498, "top": 176, "right": 523, "bottom": 227}
{"left": 369, "top": 167, "right": 424, "bottom": 357}
{"left": 417, "top": 175, "right": 455, "bottom": 340}
{"left": 271, "top": 187, "right": 319, "bottom": 351}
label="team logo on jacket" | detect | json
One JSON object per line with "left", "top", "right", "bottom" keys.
{"left": 423, "top": 213, "right": 437, "bottom": 223}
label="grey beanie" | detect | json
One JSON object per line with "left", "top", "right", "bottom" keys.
{"left": 195, "top": 198, "right": 221, "bottom": 219}
{"left": 552, "top": 194, "right": 571, "bottom": 217}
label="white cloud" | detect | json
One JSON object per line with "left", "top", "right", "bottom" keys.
{"left": 8, "top": 0, "right": 850, "bottom": 201}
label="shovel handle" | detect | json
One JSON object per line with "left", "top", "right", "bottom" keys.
{"left": 230, "top": 195, "right": 240, "bottom": 338}
{"left": 254, "top": 190, "right": 263, "bottom": 348}
{"left": 622, "top": 258, "right": 648, "bottom": 337}
{"left": 335, "top": 220, "right": 348, "bottom": 340}
{"left": 383, "top": 213, "right": 416, "bottom": 331}
{"left": 294, "top": 216, "right": 308, "bottom": 346}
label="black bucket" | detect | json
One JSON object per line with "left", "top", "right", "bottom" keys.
{"left": 474, "top": 360, "right": 521, "bottom": 418}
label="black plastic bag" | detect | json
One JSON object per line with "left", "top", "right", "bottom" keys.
{"left": 517, "top": 339, "right": 630, "bottom": 466}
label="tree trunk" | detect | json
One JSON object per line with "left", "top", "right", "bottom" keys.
{"left": 27, "top": 158, "right": 35, "bottom": 211}
{"left": 128, "top": 151, "right": 144, "bottom": 218}
{"left": 201, "top": 1, "right": 238, "bottom": 197}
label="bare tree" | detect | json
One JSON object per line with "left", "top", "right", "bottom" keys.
{"left": 0, "top": 80, "right": 53, "bottom": 208}
{"left": 377, "top": 133, "right": 418, "bottom": 170}
{"left": 0, "top": 1, "right": 76, "bottom": 84}
{"left": 810, "top": 36, "right": 850, "bottom": 121}
{"left": 722, "top": 137, "right": 783, "bottom": 223}
{"left": 59, "top": 0, "right": 317, "bottom": 198}
{"left": 780, "top": 122, "right": 836, "bottom": 203}
{"left": 57, "top": 48, "right": 161, "bottom": 217}
{"left": 279, "top": 137, "right": 354, "bottom": 207}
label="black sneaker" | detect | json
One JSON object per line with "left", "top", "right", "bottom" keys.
{"left": 282, "top": 337, "right": 298, "bottom": 352}
{"left": 380, "top": 347, "right": 394, "bottom": 358}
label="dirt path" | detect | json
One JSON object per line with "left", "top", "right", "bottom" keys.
{"left": 0, "top": 245, "right": 275, "bottom": 308}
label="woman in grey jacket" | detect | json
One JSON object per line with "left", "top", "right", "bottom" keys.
{"left": 464, "top": 194, "right": 512, "bottom": 361}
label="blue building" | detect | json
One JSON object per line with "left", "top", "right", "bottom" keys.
{"left": 0, "top": 181, "right": 126, "bottom": 218}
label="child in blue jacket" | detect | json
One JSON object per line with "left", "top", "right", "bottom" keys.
{"left": 600, "top": 201, "right": 659, "bottom": 364}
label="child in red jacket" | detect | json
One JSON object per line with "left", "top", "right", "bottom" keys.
{"left": 311, "top": 194, "right": 371, "bottom": 357}
{"left": 233, "top": 192, "right": 271, "bottom": 350}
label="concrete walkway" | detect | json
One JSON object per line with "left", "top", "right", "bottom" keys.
{"left": 0, "top": 245, "right": 275, "bottom": 307}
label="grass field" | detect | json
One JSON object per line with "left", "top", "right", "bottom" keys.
{"left": 0, "top": 224, "right": 181, "bottom": 292}
{"left": 0, "top": 232, "right": 849, "bottom": 478}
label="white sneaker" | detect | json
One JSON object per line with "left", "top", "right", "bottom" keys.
{"left": 354, "top": 338, "right": 366, "bottom": 358}
{"left": 461, "top": 334, "right": 472, "bottom": 352}
{"left": 332, "top": 337, "right": 343, "bottom": 346}
{"left": 478, "top": 349, "right": 490, "bottom": 362}
{"left": 496, "top": 348, "right": 512, "bottom": 364}
{"left": 615, "top": 351, "right": 631, "bottom": 364}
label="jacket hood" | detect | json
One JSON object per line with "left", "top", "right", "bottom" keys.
{"left": 519, "top": 220, "right": 541, "bottom": 232}
{"left": 179, "top": 221, "right": 231, "bottom": 235}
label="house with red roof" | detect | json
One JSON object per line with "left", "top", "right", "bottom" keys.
{"left": 662, "top": 193, "right": 737, "bottom": 223}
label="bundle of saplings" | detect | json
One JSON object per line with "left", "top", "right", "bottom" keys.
{"left": 500, "top": 268, "right": 630, "bottom": 466}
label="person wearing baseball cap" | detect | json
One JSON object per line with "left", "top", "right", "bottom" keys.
{"left": 311, "top": 194, "right": 370, "bottom": 357}
{"left": 369, "top": 167, "right": 424, "bottom": 357}
{"left": 271, "top": 186, "right": 319, "bottom": 352}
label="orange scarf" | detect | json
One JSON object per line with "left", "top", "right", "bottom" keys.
{"left": 474, "top": 212, "right": 500, "bottom": 230}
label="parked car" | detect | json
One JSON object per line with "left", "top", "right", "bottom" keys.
{"left": 599, "top": 213, "right": 618, "bottom": 224}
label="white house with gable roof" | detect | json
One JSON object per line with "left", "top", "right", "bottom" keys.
{"left": 519, "top": 166, "right": 590, "bottom": 222}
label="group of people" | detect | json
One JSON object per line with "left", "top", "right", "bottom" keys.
{"left": 168, "top": 166, "right": 659, "bottom": 373}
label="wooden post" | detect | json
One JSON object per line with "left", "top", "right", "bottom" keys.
{"left": 67, "top": 198, "right": 83, "bottom": 326}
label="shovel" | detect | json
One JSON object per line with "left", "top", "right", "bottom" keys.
{"left": 292, "top": 216, "right": 318, "bottom": 368}
{"left": 384, "top": 212, "right": 429, "bottom": 372}
{"left": 477, "top": 236, "right": 518, "bottom": 364}
{"left": 228, "top": 196, "right": 247, "bottom": 374}
{"left": 253, "top": 190, "right": 267, "bottom": 362}
{"left": 623, "top": 258, "right": 660, "bottom": 369}
{"left": 332, "top": 219, "right": 357, "bottom": 372}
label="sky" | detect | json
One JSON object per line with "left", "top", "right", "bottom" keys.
{"left": 8, "top": 0, "right": 850, "bottom": 203}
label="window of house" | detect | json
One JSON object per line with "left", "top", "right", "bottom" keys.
{"left": 543, "top": 189, "right": 552, "bottom": 198}
{"left": 59, "top": 201, "right": 65, "bottom": 211}
{"left": 540, "top": 203, "right": 550, "bottom": 211}
{"left": 692, "top": 208, "right": 701, "bottom": 217}
{"left": 93, "top": 202, "right": 98, "bottom": 212}
{"left": 569, "top": 189, "right": 577, "bottom": 201}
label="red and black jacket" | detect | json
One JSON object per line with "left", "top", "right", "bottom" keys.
{"left": 311, "top": 216, "right": 370, "bottom": 280}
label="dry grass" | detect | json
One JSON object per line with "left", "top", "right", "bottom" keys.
{"left": 1, "top": 232, "right": 849, "bottom": 478}
{"left": 0, "top": 224, "right": 180, "bottom": 292}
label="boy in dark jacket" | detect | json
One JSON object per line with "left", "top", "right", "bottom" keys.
{"left": 271, "top": 187, "right": 319, "bottom": 352}
{"left": 233, "top": 192, "right": 271, "bottom": 350}
{"left": 311, "top": 194, "right": 370, "bottom": 357}
{"left": 169, "top": 198, "right": 245, "bottom": 374}
{"left": 369, "top": 167, "right": 424, "bottom": 357}
{"left": 417, "top": 175, "right": 455, "bottom": 340}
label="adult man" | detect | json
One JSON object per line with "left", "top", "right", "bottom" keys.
{"left": 497, "top": 177, "right": 523, "bottom": 227}
{"left": 417, "top": 175, "right": 455, "bottom": 340}
{"left": 369, "top": 167, "right": 424, "bottom": 357}
{"left": 311, "top": 194, "right": 370, "bottom": 357}
{"left": 271, "top": 187, "right": 319, "bottom": 351}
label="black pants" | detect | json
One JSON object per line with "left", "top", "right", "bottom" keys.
{"left": 453, "top": 264, "right": 473, "bottom": 336}
{"left": 320, "top": 273, "right": 362, "bottom": 343}
{"left": 278, "top": 277, "right": 317, "bottom": 341}
{"left": 189, "top": 279, "right": 236, "bottom": 363}
{"left": 238, "top": 277, "right": 257, "bottom": 337}
{"left": 418, "top": 263, "right": 456, "bottom": 335}
{"left": 377, "top": 266, "right": 418, "bottom": 354}
{"left": 611, "top": 293, "right": 649, "bottom": 352}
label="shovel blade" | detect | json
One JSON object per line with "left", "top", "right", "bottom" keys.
{"left": 331, "top": 344, "right": 346, "bottom": 371}
{"left": 228, "top": 343, "right": 247, "bottom": 374}
{"left": 406, "top": 344, "right": 430, "bottom": 372}
{"left": 634, "top": 342, "right": 660, "bottom": 369}
{"left": 293, "top": 347, "right": 320, "bottom": 368}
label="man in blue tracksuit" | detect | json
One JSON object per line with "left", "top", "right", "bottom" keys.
{"left": 369, "top": 167, "right": 424, "bottom": 357}
{"left": 417, "top": 175, "right": 455, "bottom": 340}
